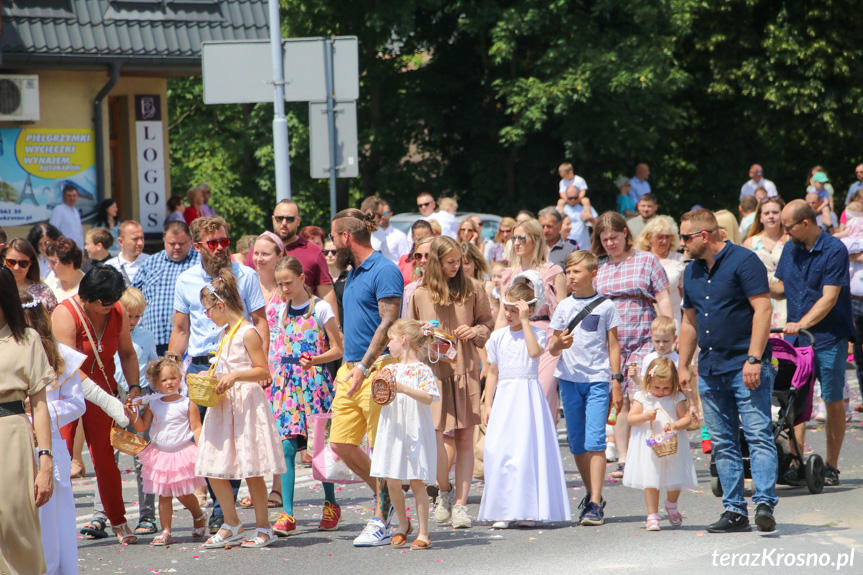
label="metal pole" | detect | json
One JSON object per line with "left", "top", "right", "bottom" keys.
{"left": 269, "top": 0, "right": 291, "bottom": 201}
{"left": 324, "top": 36, "right": 338, "bottom": 219}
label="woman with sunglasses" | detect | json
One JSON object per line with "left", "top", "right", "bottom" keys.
{"left": 457, "top": 217, "right": 484, "bottom": 249}
{"left": 322, "top": 240, "right": 348, "bottom": 327}
{"left": 743, "top": 197, "right": 787, "bottom": 329}
{"left": 484, "top": 217, "right": 516, "bottom": 264}
{"left": 592, "top": 212, "right": 673, "bottom": 480}
{"left": 402, "top": 237, "right": 434, "bottom": 317}
{"left": 26, "top": 222, "right": 63, "bottom": 280}
{"left": 52, "top": 265, "right": 142, "bottom": 544}
{"left": 45, "top": 236, "right": 85, "bottom": 303}
{"left": 408, "top": 236, "right": 494, "bottom": 529}
{"left": 5, "top": 238, "right": 58, "bottom": 314}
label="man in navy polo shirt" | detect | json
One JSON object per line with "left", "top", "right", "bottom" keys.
{"left": 328, "top": 208, "right": 404, "bottom": 547}
{"left": 774, "top": 200, "right": 854, "bottom": 487}
{"left": 678, "top": 209, "right": 777, "bottom": 534}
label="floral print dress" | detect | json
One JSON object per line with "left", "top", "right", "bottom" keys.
{"left": 266, "top": 297, "right": 334, "bottom": 439}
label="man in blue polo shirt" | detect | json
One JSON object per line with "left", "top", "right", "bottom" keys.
{"left": 328, "top": 208, "right": 403, "bottom": 547}
{"left": 774, "top": 200, "right": 854, "bottom": 487}
{"left": 678, "top": 209, "right": 777, "bottom": 534}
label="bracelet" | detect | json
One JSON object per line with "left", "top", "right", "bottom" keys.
{"left": 37, "top": 449, "right": 53, "bottom": 459}
{"left": 128, "top": 385, "right": 142, "bottom": 391}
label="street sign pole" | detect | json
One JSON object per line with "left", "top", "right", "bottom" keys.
{"left": 324, "top": 37, "right": 338, "bottom": 219}
{"left": 268, "top": 0, "right": 291, "bottom": 201}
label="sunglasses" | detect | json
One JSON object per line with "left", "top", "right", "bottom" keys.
{"left": 782, "top": 221, "right": 802, "bottom": 232}
{"left": 382, "top": 211, "right": 392, "bottom": 216}
{"left": 417, "top": 201, "right": 432, "bottom": 209}
{"left": 272, "top": 215, "right": 297, "bottom": 224}
{"left": 203, "top": 302, "right": 220, "bottom": 317}
{"left": 499, "top": 228, "right": 512, "bottom": 234}
{"left": 97, "top": 298, "right": 119, "bottom": 307}
{"left": 459, "top": 228, "right": 474, "bottom": 234}
{"left": 4, "top": 258, "right": 30, "bottom": 269}
{"left": 513, "top": 235, "right": 528, "bottom": 245}
{"left": 679, "top": 229, "right": 714, "bottom": 243}
{"left": 413, "top": 252, "right": 430, "bottom": 261}
{"left": 323, "top": 249, "right": 337, "bottom": 256}
{"left": 198, "top": 237, "right": 231, "bottom": 250}
{"left": 565, "top": 196, "right": 579, "bottom": 201}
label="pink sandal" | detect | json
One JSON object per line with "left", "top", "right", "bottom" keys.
{"left": 646, "top": 513, "right": 661, "bottom": 531}
{"left": 665, "top": 501, "right": 683, "bottom": 527}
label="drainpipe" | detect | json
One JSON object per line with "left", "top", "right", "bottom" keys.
{"left": 93, "top": 61, "right": 121, "bottom": 203}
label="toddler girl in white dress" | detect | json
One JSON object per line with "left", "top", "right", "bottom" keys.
{"left": 623, "top": 357, "right": 697, "bottom": 530}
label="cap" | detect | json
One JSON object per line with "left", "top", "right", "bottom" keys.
{"left": 812, "top": 172, "right": 829, "bottom": 183}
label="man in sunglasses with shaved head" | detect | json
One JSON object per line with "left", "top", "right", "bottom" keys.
{"left": 168, "top": 216, "right": 269, "bottom": 534}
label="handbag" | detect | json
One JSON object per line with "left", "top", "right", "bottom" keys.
{"left": 308, "top": 412, "right": 370, "bottom": 484}
{"left": 428, "top": 329, "right": 458, "bottom": 364}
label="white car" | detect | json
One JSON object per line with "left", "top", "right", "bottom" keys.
{"left": 389, "top": 212, "right": 502, "bottom": 240}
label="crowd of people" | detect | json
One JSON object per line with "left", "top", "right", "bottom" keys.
{"left": 2, "top": 161, "right": 862, "bottom": 574}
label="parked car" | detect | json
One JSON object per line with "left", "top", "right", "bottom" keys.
{"left": 389, "top": 212, "right": 502, "bottom": 240}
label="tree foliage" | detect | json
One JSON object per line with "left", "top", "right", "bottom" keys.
{"left": 168, "top": 0, "right": 863, "bottom": 235}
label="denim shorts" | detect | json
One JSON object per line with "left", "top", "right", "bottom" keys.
{"left": 558, "top": 379, "right": 609, "bottom": 456}
{"left": 814, "top": 338, "right": 848, "bottom": 403}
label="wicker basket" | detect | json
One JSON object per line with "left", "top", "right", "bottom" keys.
{"left": 110, "top": 422, "right": 148, "bottom": 456}
{"left": 646, "top": 407, "right": 678, "bottom": 458}
{"left": 371, "top": 369, "right": 398, "bottom": 406}
{"left": 187, "top": 366, "right": 224, "bottom": 408}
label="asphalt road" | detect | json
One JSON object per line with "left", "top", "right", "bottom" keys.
{"left": 73, "top": 374, "right": 863, "bottom": 575}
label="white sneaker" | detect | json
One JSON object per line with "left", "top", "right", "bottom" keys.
{"left": 814, "top": 402, "right": 827, "bottom": 423}
{"left": 451, "top": 504, "right": 471, "bottom": 529}
{"left": 352, "top": 518, "right": 391, "bottom": 547}
{"left": 492, "top": 521, "right": 512, "bottom": 529}
{"left": 434, "top": 489, "right": 455, "bottom": 524}
{"left": 605, "top": 442, "right": 619, "bottom": 462}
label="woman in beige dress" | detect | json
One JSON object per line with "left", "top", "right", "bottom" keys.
{"left": 409, "top": 236, "right": 493, "bottom": 530}
{"left": 0, "top": 267, "right": 56, "bottom": 575}
{"left": 743, "top": 197, "right": 788, "bottom": 328}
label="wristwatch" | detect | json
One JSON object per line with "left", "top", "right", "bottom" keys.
{"left": 746, "top": 355, "right": 761, "bottom": 364}
{"left": 356, "top": 363, "right": 372, "bottom": 378}
{"left": 611, "top": 374, "right": 624, "bottom": 382}
{"left": 37, "top": 449, "right": 53, "bottom": 459}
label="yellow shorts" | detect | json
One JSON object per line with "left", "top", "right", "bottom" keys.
{"left": 329, "top": 358, "right": 399, "bottom": 448}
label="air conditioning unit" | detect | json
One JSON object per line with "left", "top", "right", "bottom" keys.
{"left": 0, "top": 75, "right": 40, "bottom": 122}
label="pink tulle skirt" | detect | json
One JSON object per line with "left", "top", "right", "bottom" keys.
{"left": 138, "top": 441, "right": 206, "bottom": 498}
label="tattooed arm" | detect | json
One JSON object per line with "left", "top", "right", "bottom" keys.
{"left": 345, "top": 296, "right": 403, "bottom": 397}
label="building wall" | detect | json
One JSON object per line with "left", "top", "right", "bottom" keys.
{"left": 0, "top": 69, "right": 170, "bottom": 240}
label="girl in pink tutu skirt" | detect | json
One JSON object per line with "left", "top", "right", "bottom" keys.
{"left": 195, "top": 271, "right": 287, "bottom": 549}
{"left": 128, "top": 352, "right": 207, "bottom": 545}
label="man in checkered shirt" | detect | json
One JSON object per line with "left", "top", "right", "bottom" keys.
{"left": 134, "top": 220, "right": 199, "bottom": 354}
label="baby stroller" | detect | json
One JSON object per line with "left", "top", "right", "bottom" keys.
{"left": 710, "top": 329, "right": 824, "bottom": 497}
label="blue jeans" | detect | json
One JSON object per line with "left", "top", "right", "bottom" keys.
{"left": 699, "top": 362, "right": 778, "bottom": 516}
{"left": 189, "top": 358, "right": 241, "bottom": 516}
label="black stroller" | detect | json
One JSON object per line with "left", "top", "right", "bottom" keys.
{"left": 710, "top": 329, "right": 825, "bottom": 497}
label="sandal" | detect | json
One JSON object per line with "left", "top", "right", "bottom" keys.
{"left": 267, "top": 490, "right": 282, "bottom": 509}
{"left": 135, "top": 518, "right": 158, "bottom": 535}
{"left": 646, "top": 513, "right": 661, "bottom": 531}
{"left": 112, "top": 523, "right": 139, "bottom": 545}
{"left": 665, "top": 500, "right": 683, "bottom": 527}
{"left": 202, "top": 522, "right": 245, "bottom": 549}
{"left": 410, "top": 537, "right": 432, "bottom": 550}
{"left": 391, "top": 520, "right": 413, "bottom": 547}
{"left": 80, "top": 519, "right": 109, "bottom": 539}
{"left": 152, "top": 530, "right": 171, "bottom": 546}
{"left": 610, "top": 463, "right": 625, "bottom": 479}
{"left": 70, "top": 460, "right": 86, "bottom": 479}
{"left": 238, "top": 496, "right": 254, "bottom": 508}
{"left": 197, "top": 493, "right": 208, "bottom": 508}
{"left": 192, "top": 514, "right": 208, "bottom": 540}
{"left": 240, "top": 527, "right": 277, "bottom": 548}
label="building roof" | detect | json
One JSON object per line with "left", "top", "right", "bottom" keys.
{"left": 0, "top": 0, "right": 270, "bottom": 71}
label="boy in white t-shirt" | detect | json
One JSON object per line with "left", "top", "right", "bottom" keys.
{"left": 628, "top": 316, "right": 679, "bottom": 391}
{"left": 556, "top": 162, "right": 591, "bottom": 214}
{"left": 550, "top": 251, "right": 622, "bottom": 527}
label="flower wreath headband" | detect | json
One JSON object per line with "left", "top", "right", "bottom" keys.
{"left": 21, "top": 299, "right": 40, "bottom": 309}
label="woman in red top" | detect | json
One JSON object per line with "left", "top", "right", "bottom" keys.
{"left": 184, "top": 185, "right": 206, "bottom": 225}
{"left": 53, "top": 266, "right": 141, "bottom": 544}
